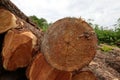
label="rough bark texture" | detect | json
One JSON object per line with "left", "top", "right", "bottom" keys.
{"left": 105, "top": 55, "right": 120, "bottom": 73}
{"left": 88, "top": 49, "right": 120, "bottom": 80}
{"left": 72, "top": 71, "right": 97, "bottom": 80}
{"left": 42, "top": 18, "right": 97, "bottom": 71}
{"left": 27, "top": 53, "right": 72, "bottom": 80}
{"left": 2, "top": 29, "right": 37, "bottom": 71}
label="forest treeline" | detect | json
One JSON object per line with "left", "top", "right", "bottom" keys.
{"left": 89, "top": 18, "right": 120, "bottom": 46}
{"left": 29, "top": 15, "right": 120, "bottom": 46}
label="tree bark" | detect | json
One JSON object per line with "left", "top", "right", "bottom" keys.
{"left": 88, "top": 50, "right": 120, "bottom": 80}
{"left": 106, "top": 60, "right": 120, "bottom": 73}
{"left": 26, "top": 53, "right": 72, "bottom": 80}
{"left": 41, "top": 17, "right": 97, "bottom": 71}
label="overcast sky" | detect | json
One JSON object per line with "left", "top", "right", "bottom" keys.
{"left": 12, "top": 0, "right": 120, "bottom": 27}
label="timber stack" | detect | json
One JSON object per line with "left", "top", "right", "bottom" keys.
{"left": 0, "top": 0, "right": 98, "bottom": 80}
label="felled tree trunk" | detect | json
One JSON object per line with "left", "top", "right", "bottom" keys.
{"left": 0, "top": 0, "right": 43, "bottom": 72}
{"left": 2, "top": 29, "right": 37, "bottom": 71}
{"left": 0, "top": 8, "right": 18, "bottom": 33}
{"left": 0, "top": 0, "right": 36, "bottom": 27}
{"left": 0, "top": 0, "right": 98, "bottom": 79}
{"left": 26, "top": 53, "right": 72, "bottom": 80}
{"left": 47, "top": 69, "right": 72, "bottom": 80}
{"left": 41, "top": 18, "right": 97, "bottom": 71}
{"left": 88, "top": 50, "right": 120, "bottom": 80}
{"left": 105, "top": 50, "right": 120, "bottom": 73}
{"left": 0, "top": 7, "right": 43, "bottom": 51}
{"left": 106, "top": 59, "right": 120, "bottom": 73}
{"left": 72, "top": 71, "right": 97, "bottom": 80}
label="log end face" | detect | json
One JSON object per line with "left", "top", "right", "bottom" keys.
{"left": 2, "top": 30, "right": 36, "bottom": 71}
{"left": 21, "top": 31, "right": 37, "bottom": 49}
{"left": 42, "top": 17, "right": 97, "bottom": 71}
{"left": 72, "top": 71, "right": 97, "bottom": 80}
{"left": 0, "top": 8, "right": 18, "bottom": 33}
{"left": 47, "top": 69, "right": 72, "bottom": 80}
{"left": 26, "top": 53, "right": 53, "bottom": 80}
{"left": 26, "top": 53, "right": 72, "bottom": 80}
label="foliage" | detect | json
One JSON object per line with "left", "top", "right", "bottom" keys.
{"left": 94, "top": 26, "right": 117, "bottom": 44}
{"left": 88, "top": 18, "right": 120, "bottom": 46}
{"left": 29, "top": 15, "right": 49, "bottom": 31}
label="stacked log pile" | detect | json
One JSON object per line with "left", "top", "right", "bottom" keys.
{"left": 0, "top": 0, "right": 98, "bottom": 80}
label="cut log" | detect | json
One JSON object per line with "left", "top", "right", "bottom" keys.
{"left": 26, "top": 53, "right": 72, "bottom": 80}
{"left": 26, "top": 53, "right": 52, "bottom": 80}
{"left": 0, "top": 8, "right": 18, "bottom": 33}
{"left": 0, "top": 0, "right": 43, "bottom": 77}
{"left": 106, "top": 59, "right": 120, "bottom": 73}
{"left": 2, "top": 29, "right": 37, "bottom": 71}
{"left": 0, "top": 0, "right": 98, "bottom": 79}
{"left": 0, "top": 0, "right": 36, "bottom": 27}
{"left": 72, "top": 71, "right": 97, "bottom": 80}
{"left": 47, "top": 69, "right": 72, "bottom": 80}
{"left": 0, "top": 6, "right": 43, "bottom": 52}
{"left": 41, "top": 18, "right": 97, "bottom": 71}
{"left": 88, "top": 50, "right": 120, "bottom": 80}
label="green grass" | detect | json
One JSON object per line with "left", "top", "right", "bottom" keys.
{"left": 100, "top": 45, "right": 113, "bottom": 52}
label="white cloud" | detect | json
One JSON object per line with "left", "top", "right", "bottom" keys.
{"left": 12, "top": 0, "right": 120, "bottom": 27}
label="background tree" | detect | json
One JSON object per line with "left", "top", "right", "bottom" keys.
{"left": 29, "top": 15, "right": 49, "bottom": 31}
{"left": 87, "top": 18, "right": 120, "bottom": 46}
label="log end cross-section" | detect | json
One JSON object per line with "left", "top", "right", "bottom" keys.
{"left": 2, "top": 29, "right": 37, "bottom": 71}
{"left": 0, "top": 8, "right": 18, "bottom": 33}
{"left": 26, "top": 53, "right": 72, "bottom": 80}
{"left": 42, "top": 17, "right": 97, "bottom": 71}
{"left": 72, "top": 71, "right": 97, "bottom": 80}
